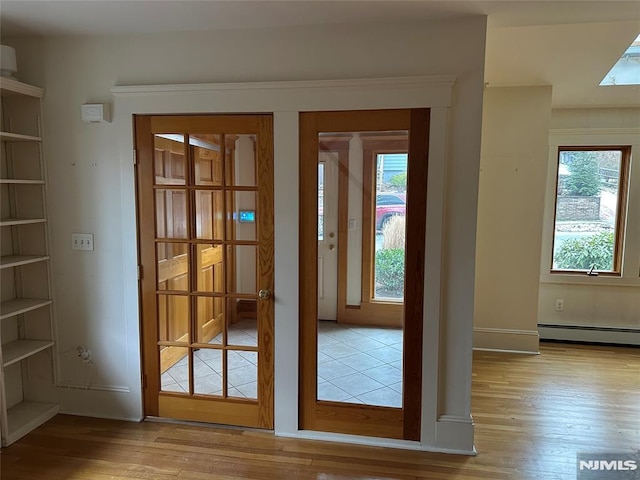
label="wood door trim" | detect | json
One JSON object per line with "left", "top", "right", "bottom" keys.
{"left": 402, "top": 108, "right": 429, "bottom": 440}
{"left": 256, "top": 115, "right": 275, "bottom": 429}
{"left": 135, "top": 115, "right": 160, "bottom": 416}
{"left": 150, "top": 115, "right": 259, "bottom": 134}
{"left": 299, "top": 112, "right": 319, "bottom": 431}
{"left": 313, "top": 109, "right": 410, "bottom": 132}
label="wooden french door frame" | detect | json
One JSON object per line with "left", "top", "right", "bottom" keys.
{"left": 299, "top": 109, "right": 429, "bottom": 441}
{"left": 135, "top": 114, "right": 274, "bottom": 429}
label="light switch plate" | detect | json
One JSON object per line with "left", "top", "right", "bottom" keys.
{"left": 72, "top": 233, "right": 94, "bottom": 251}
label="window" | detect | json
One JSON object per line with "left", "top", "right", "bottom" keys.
{"left": 374, "top": 153, "right": 408, "bottom": 301}
{"left": 551, "top": 146, "right": 630, "bottom": 275}
{"left": 600, "top": 33, "right": 640, "bottom": 86}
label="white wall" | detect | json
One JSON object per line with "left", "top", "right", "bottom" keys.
{"left": 3, "top": 16, "right": 487, "bottom": 452}
{"left": 475, "top": 86, "right": 552, "bottom": 352}
{"left": 538, "top": 108, "right": 640, "bottom": 342}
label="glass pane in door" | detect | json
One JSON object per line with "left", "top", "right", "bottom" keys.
{"left": 227, "top": 351, "right": 258, "bottom": 399}
{"left": 227, "top": 245, "right": 258, "bottom": 295}
{"left": 192, "top": 134, "right": 222, "bottom": 186}
{"left": 195, "top": 190, "right": 224, "bottom": 240}
{"left": 225, "top": 134, "right": 257, "bottom": 187}
{"left": 195, "top": 244, "right": 225, "bottom": 293}
{"left": 155, "top": 189, "right": 188, "bottom": 239}
{"left": 160, "top": 346, "right": 189, "bottom": 393}
{"left": 316, "top": 131, "right": 407, "bottom": 408}
{"left": 154, "top": 134, "right": 186, "bottom": 186}
{"left": 227, "top": 191, "right": 257, "bottom": 242}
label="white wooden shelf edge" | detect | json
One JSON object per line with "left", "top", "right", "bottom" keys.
{"left": 0, "top": 179, "right": 45, "bottom": 184}
{"left": 2, "top": 339, "right": 55, "bottom": 367}
{"left": 0, "top": 77, "right": 44, "bottom": 98}
{"left": 0, "top": 131, "right": 42, "bottom": 142}
{"left": 0, "top": 298, "right": 52, "bottom": 320}
{"left": 0, "top": 218, "right": 47, "bottom": 227}
{"left": 0, "top": 255, "right": 50, "bottom": 269}
{"left": 4, "top": 402, "right": 58, "bottom": 447}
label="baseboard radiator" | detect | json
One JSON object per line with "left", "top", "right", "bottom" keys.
{"left": 538, "top": 324, "right": 640, "bottom": 346}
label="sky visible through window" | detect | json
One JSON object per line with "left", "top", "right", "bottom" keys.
{"left": 600, "top": 33, "right": 640, "bottom": 86}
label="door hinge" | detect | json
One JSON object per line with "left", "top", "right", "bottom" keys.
{"left": 133, "top": 149, "right": 138, "bottom": 165}
{"left": 142, "top": 373, "right": 147, "bottom": 388}
{"left": 137, "top": 265, "right": 143, "bottom": 280}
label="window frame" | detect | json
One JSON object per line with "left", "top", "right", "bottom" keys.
{"left": 550, "top": 145, "right": 631, "bottom": 276}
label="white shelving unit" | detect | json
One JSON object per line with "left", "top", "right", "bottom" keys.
{"left": 0, "top": 76, "right": 58, "bottom": 447}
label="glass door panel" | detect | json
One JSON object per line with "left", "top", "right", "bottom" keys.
{"left": 154, "top": 134, "right": 186, "bottom": 186}
{"left": 194, "top": 190, "right": 224, "bottom": 240}
{"left": 192, "top": 134, "right": 222, "bottom": 186}
{"left": 316, "top": 130, "right": 407, "bottom": 409}
{"left": 195, "top": 244, "right": 225, "bottom": 293}
{"left": 226, "top": 134, "right": 257, "bottom": 187}
{"left": 160, "top": 346, "right": 189, "bottom": 393}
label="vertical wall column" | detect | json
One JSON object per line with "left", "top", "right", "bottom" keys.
{"left": 273, "top": 111, "right": 300, "bottom": 435}
{"left": 346, "top": 133, "right": 363, "bottom": 306}
{"left": 474, "top": 86, "right": 553, "bottom": 352}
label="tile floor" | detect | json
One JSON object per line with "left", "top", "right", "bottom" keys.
{"left": 161, "top": 319, "right": 403, "bottom": 408}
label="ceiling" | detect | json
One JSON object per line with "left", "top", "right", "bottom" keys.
{"left": 1, "top": 1, "right": 639, "bottom": 107}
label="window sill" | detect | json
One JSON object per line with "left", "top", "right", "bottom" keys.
{"left": 540, "top": 274, "right": 640, "bottom": 287}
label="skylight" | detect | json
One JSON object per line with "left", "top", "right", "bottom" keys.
{"left": 600, "top": 34, "right": 640, "bottom": 86}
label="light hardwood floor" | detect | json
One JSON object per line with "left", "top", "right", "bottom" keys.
{"left": 1, "top": 343, "right": 638, "bottom": 479}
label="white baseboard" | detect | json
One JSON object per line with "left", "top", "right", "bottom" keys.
{"left": 59, "top": 411, "right": 143, "bottom": 423}
{"left": 473, "top": 327, "right": 539, "bottom": 353}
{"left": 538, "top": 324, "right": 640, "bottom": 346}
{"left": 434, "top": 415, "right": 476, "bottom": 455}
{"left": 279, "top": 429, "right": 476, "bottom": 455}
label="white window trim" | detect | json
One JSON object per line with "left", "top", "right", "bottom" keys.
{"left": 541, "top": 128, "right": 640, "bottom": 287}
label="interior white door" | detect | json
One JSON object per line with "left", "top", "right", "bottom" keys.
{"left": 317, "top": 151, "right": 339, "bottom": 320}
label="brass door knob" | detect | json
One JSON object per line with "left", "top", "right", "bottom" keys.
{"left": 258, "top": 289, "right": 271, "bottom": 300}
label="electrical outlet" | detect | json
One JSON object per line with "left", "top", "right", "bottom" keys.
{"left": 555, "top": 299, "right": 564, "bottom": 312}
{"left": 72, "top": 233, "right": 94, "bottom": 251}
{"left": 76, "top": 345, "right": 93, "bottom": 366}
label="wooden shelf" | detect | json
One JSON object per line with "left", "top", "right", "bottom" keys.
{"left": 0, "top": 77, "right": 44, "bottom": 98}
{"left": 0, "top": 218, "right": 46, "bottom": 227}
{"left": 0, "top": 255, "right": 49, "bottom": 269}
{"left": 0, "top": 77, "right": 57, "bottom": 448}
{"left": 0, "top": 298, "right": 52, "bottom": 320}
{"left": 2, "top": 339, "right": 55, "bottom": 367}
{"left": 0, "top": 132, "right": 42, "bottom": 142}
{"left": 4, "top": 401, "right": 58, "bottom": 447}
{"left": 0, "top": 179, "right": 45, "bottom": 185}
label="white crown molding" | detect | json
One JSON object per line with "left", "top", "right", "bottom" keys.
{"left": 550, "top": 127, "right": 640, "bottom": 137}
{"left": 111, "top": 75, "right": 457, "bottom": 96}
